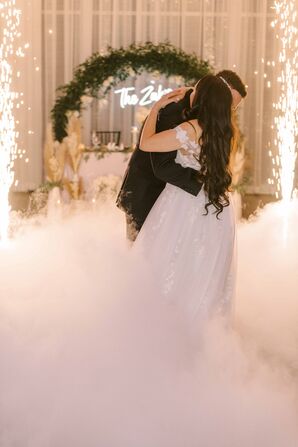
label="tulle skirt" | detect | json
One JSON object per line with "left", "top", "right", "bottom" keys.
{"left": 134, "top": 184, "right": 236, "bottom": 326}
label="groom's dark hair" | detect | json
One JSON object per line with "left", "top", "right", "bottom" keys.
{"left": 216, "top": 70, "right": 247, "bottom": 98}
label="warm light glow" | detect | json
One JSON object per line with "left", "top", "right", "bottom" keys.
{"left": 271, "top": 1, "right": 298, "bottom": 203}
{"left": 0, "top": 0, "right": 20, "bottom": 241}
{"left": 115, "top": 81, "right": 172, "bottom": 108}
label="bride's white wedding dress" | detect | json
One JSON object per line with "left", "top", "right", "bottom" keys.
{"left": 134, "top": 125, "right": 236, "bottom": 324}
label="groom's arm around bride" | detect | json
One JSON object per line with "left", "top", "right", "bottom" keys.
{"left": 116, "top": 88, "right": 202, "bottom": 241}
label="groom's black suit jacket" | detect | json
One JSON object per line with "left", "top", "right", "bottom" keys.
{"left": 116, "top": 89, "right": 203, "bottom": 234}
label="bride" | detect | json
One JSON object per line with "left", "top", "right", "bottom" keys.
{"left": 135, "top": 74, "right": 237, "bottom": 326}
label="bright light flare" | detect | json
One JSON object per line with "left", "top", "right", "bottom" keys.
{"left": 0, "top": 0, "right": 20, "bottom": 242}
{"left": 271, "top": 1, "right": 298, "bottom": 203}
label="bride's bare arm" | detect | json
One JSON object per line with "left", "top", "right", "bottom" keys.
{"left": 139, "top": 90, "right": 196, "bottom": 152}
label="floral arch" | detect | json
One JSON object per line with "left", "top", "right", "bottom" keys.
{"left": 51, "top": 42, "right": 211, "bottom": 142}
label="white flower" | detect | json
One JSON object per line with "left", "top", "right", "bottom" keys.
{"left": 174, "top": 76, "right": 183, "bottom": 86}
{"left": 127, "top": 67, "right": 135, "bottom": 77}
{"left": 151, "top": 70, "right": 161, "bottom": 80}
{"left": 81, "top": 95, "right": 93, "bottom": 105}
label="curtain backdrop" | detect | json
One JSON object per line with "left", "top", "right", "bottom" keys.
{"left": 15, "top": 0, "right": 281, "bottom": 193}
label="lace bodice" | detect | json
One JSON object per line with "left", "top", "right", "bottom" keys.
{"left": 174, "top": 125, "right": 201, "bottom": 171}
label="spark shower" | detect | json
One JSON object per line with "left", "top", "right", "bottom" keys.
{"left": 272, "top": 0, "right": 298, "bottom": 202}
{"left": 0, "top": 0, "right": 20, "bottom": 242}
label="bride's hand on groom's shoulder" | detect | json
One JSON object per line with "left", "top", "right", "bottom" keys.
{"left": 153, "top": 88, "right": 187, "bottom": 111}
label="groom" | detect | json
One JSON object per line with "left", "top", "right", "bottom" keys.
{"left": 116, "top": 70, "right": 247, "bottom": 241}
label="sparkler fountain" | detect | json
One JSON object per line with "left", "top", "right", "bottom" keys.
{"left": 271, "top": 0, "right": 298, "bottom": 204}
{"left": 0, "top": 1, "right": 20, "bottom": 242}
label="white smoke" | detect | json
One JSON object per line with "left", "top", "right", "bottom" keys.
{"left": 0, "top": 199, "right": 297, "bottom": 446}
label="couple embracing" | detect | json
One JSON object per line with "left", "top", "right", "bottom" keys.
{"left": 117, "top": 71, "right": 247, "bottom": 324}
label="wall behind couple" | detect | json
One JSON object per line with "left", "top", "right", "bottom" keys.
{"left": 14, "top": 0, "right": 278, "bottom": 194}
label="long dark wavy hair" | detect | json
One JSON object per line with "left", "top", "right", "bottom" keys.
{"left": 183, "top": 75, "right": 234, "bottom": 217}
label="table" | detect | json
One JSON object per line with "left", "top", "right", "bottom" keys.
{"left": 64, "top": 149, "right": 132, "bottom": 200}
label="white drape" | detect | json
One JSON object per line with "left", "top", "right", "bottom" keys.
{"left": 14, "top": 0, "right": 282, "bottom": 192}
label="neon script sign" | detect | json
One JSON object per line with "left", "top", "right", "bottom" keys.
{"left": 115, "top": 81, "right": 172, "bottom": 109}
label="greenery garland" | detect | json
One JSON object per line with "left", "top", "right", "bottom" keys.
{"left": 51, "top": 42, "right": 212, "bottom": 142}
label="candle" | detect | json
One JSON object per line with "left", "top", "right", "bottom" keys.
{"left": 131, "top": 126, "right": 138, "bottom": 150}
